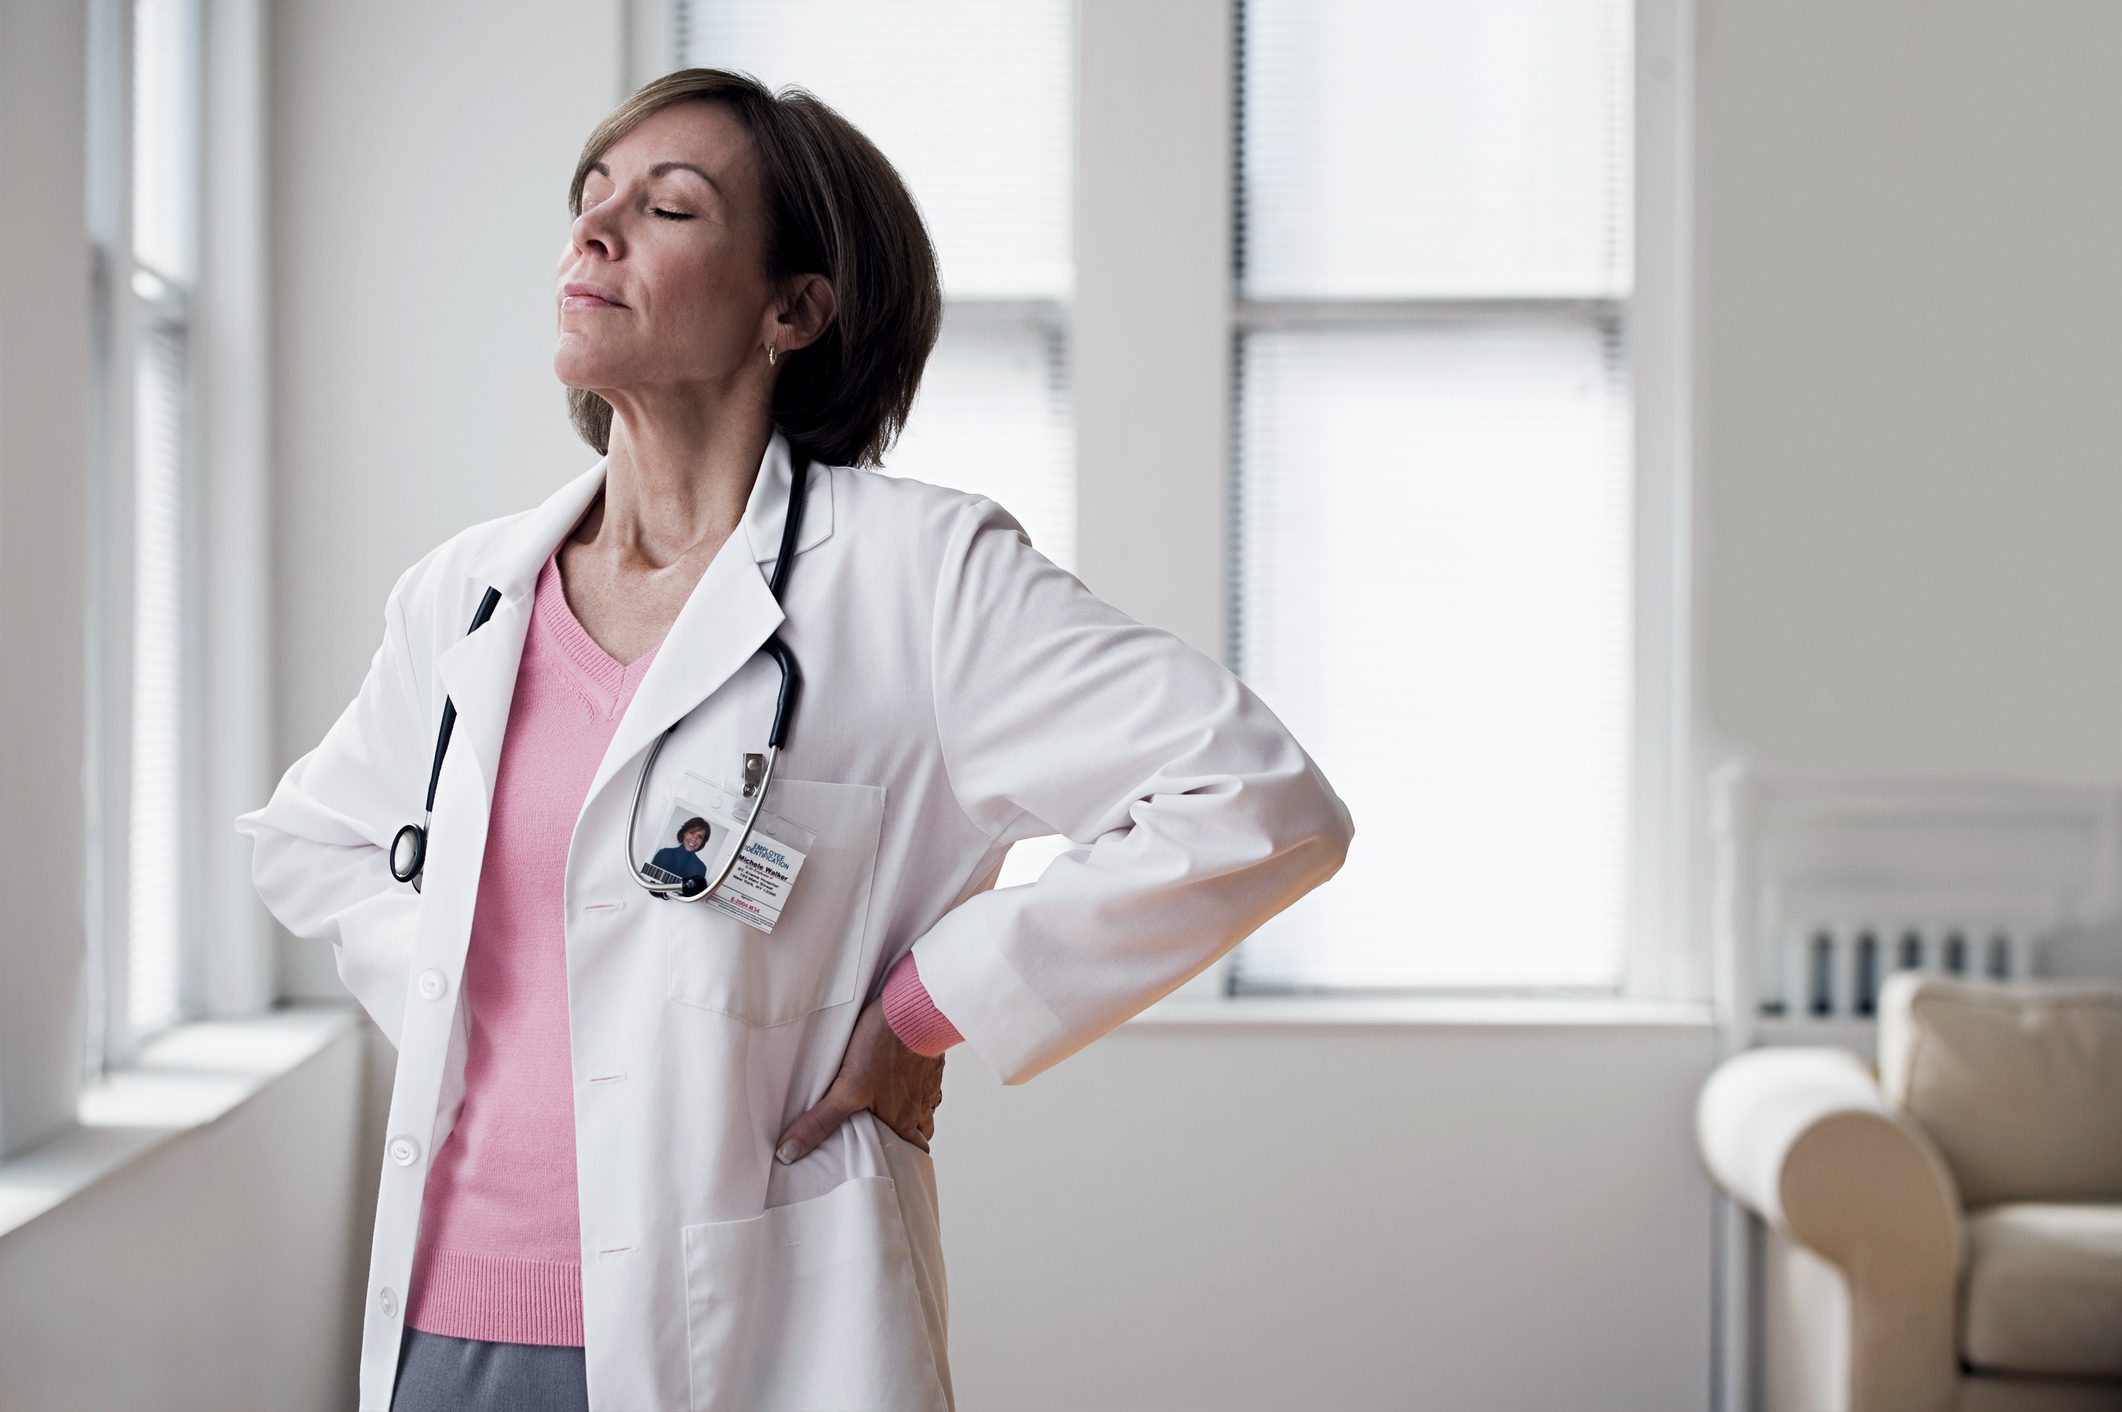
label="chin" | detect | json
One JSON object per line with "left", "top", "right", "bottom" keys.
{"left": 553, "top": 344, "right": 618, "bottom": 387}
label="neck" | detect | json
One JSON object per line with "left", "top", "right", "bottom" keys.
{"left": 578, "top": 401, "right": 772, "bottom": 570}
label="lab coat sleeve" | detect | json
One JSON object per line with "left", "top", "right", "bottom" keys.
{"left": 232, "top": 560, "right": 432, "bottom": 1050}
{"left": 909, "top": 495, "right": 1356, "bottom": 1086}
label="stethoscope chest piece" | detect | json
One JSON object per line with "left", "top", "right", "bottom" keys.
{"left": 390, "top": 822, "right": 427, "bottom": 892}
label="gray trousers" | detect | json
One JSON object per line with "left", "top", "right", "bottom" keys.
{"left": 389, "top": 1326, "right": 589, "bottom": 1412}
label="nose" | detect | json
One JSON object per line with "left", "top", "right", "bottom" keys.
{"left": 570, "top": 198, "right": 621, "bottom": 264}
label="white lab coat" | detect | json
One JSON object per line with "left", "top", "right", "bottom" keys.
{"left": 234, "top": 426, "right": 1355, "bottom": 1412}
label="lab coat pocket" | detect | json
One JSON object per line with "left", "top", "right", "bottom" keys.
{"left": 333, "top": 883, "right": 423, "bottom": 1050}
{"left": 664, "top": 778, "right": 885, "bottom": 1028}
{"left": 680, "top": 1175, "right": 950, "bottom": 1411}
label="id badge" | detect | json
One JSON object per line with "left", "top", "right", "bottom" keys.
{"left": 635, "top": 769, "right": 817, "bottom": 934}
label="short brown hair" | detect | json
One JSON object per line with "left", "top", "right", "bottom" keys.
{"left": 564, "top": 68, "right": 943, "bottom": 469}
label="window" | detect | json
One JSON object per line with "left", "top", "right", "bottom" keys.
{"left": 1227, "top": 0, "right": 1647, "bottom": 994}
{"left": 85, "top": 0, "right": 206, "bottom": 1067}
{"left": 675, "top": 0, "right": 1078, "bottom": 568}
{"left": 654, "top": 0, "right": 1686, "bottom": 995}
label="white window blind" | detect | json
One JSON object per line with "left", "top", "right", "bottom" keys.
{"left": 676, "top": 0, "right": 1076, "bottom": 568}
{"left": 87, "top": 0, "right": 203, "bottom": 1054}
{"left": 1229, "top": 0, "right": 1636, "bottom": 993}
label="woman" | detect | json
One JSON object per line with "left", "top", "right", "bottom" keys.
{"left": 646, "top": 817, "right": 712, "bottom": 887}
{"left": 234, "top": 68, "right": 1353, "bottom": 1412}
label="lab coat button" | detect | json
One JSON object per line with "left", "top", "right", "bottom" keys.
{"left": 378, "top": 1286, "right": 398, "bottom": 1319}
{"left": 417, "top": 968, "right": 446, "bottom": 1000}
{"left": 388, "top": 1135, "right": 420, "bottom": 1166}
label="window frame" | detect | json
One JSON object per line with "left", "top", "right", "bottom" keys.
{"left": 83, "top": 0, "right": 273, "bottom": 1078}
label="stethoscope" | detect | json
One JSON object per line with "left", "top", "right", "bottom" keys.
{"left": 390, "top": 443, "right": 811, "bottom": 903}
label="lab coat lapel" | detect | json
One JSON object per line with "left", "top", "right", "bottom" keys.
{"left": 431, "top": 458, "right": 610, "bottom": 810}
{"left": 582, "top": 526, "right": 784, "bottom": 812}
{"left": 584, "top": 427, "right": 834, "bottom": 811}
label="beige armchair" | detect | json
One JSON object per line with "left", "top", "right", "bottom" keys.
{"left": 1697, "top": 973, "right": 2122, "bottom": 1412}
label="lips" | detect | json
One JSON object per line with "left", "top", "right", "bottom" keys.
{"left": 562, "top": 281, "right": 628, "bottom": 309}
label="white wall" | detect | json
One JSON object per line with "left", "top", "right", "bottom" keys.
{"left": 934, "top": 1017, "right": 1715, "bottom": 1412}
{"left": 1695, "top": 0, "right": 2122, "bottom": 782}
{"left": 0, "top": 0, "right": 91, "bottom": 1162}
{"left": 235, "top": 2, "right": 2122, "bottom": 1410}
{"left": 0, "top": 1016, "right": 370, "bottom": 1412}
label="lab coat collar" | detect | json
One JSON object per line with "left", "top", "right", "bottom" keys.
{"left": 435, "top": 424, "right": 835, "bottom": 825}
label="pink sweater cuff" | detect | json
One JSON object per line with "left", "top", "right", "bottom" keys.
{"left": 881, "top": 952, "right": 963, "bottom": 1057}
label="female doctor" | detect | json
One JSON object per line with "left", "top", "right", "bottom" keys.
{"left": 234, "top": 67, "right": 1354, "bottom": 1412}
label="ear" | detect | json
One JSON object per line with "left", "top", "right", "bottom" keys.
{"left": 773, "top": 273, "right": 838, "bottom": 356}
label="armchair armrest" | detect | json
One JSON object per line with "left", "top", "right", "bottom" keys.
{"left": 1697, "top": 1046, "right": 1967, "bottom": 1412}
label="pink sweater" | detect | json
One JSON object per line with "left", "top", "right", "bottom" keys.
{"left": 404, "top": 548, "right": 960, "bottom": 1346}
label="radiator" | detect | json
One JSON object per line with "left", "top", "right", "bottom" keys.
{"left": 1769, "top": 919, "right": 2033, "bottom": 1020}
{"left": 1710, "top": 764, "right": 2122, "bottom": 1052}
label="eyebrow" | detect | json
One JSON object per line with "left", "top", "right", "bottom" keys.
{"left": 587, "top": 159, "right": 722, "bottom": 198}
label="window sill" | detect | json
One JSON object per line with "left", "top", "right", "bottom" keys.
{"left": 0, "top": 993, "right": 1707, "bottom": 1239}
{"left": 0, "top": 1003, "right": 363, "bottom": 1243}
{"left": 1124, "top": 991, "right": 1715, "bottom": 1031}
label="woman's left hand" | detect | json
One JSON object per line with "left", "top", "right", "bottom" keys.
{"left": 775, "top": 993, "right": 946, "bottom": 1162}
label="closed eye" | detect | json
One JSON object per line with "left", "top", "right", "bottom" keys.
{"left": 653, "top": 209, "right": 694, "bottom": 221}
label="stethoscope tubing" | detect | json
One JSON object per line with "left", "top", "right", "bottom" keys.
{"left": 390, "top": 586, "right": 501, "bottom": 891}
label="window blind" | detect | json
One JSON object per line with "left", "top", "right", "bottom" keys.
{"left": 676, "top": 0, "right": 1077, "bottom": 568}
{"left": 1230, "top": 0, "right": 1636, "bottom": 993}
{"left": 125, "top": 0, "right": 201, "bottom": 1040}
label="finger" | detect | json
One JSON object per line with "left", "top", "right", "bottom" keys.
{"left": 886, "top": 1106, "right": 932, "bottom": 1150}
{"left": 776, "top": 1080, "right": 864, "bottom": 1164}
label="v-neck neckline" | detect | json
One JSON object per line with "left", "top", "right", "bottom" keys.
{"left": 533, "top": 550, "right": 658, "bottom": 713}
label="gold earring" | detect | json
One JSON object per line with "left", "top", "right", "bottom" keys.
{"left": 766, "top": 343, "right": 778, "bottom": 367}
